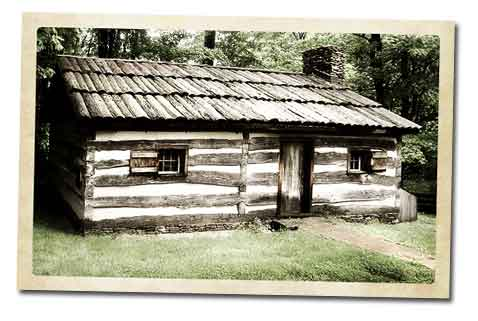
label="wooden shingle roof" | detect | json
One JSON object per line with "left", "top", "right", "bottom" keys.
{"left": 57, "top": 55, "right": 420, "bottom": 130}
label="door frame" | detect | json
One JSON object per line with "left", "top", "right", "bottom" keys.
{"left": 276, "top": 138, "right": 314, "bottom": 217}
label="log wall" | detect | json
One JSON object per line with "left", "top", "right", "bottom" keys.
{"left": 85, "top": 131, "right": 252, "bottom": 228}
{"left": 246, "top": 133, "right": 280, "bottom": 217}
{"left": 310, "top": 136, "right": 401, "bottom": 222}
{"left": 48, "top": 120, "right": 88, "bottom": 220}
{"left": 81, "top": 130, "right": 404, "bottom": 231}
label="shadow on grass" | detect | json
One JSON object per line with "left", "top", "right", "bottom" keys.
{"left": 33, "top": 198, "right": 78, "bottom": 235}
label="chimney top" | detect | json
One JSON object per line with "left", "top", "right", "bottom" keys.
{"left": 302, "top": 46, "right": 345, "bottom": 84}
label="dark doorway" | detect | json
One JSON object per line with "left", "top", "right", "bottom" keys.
{"left": 278, "top": 141, "right": 313, "bottom": 216}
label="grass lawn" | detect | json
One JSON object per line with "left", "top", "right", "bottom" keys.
{"left": 335, "top": 213, "right": 436, "bottom": 257}
{"left": 33, "top": 209, "right": 434, "bottom": 283}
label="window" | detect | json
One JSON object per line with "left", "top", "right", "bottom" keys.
{"left": 348, "top": 150, "right": 372, "bottom": 173}
{"left": 130, "top": 147, "right": 187, "bottom": 176}
{"left": 348, "top": 149, "right": 389, "bottom": 173}
{"left": 158, "top": 149, "right": 181, "bottom": 174}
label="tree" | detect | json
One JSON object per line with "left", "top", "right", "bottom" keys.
{"left": 36, "top": 28, "right": 81, "bottom": 156}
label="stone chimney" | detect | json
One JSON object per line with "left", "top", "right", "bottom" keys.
{"left": 302, "top": 46, "right": 345, "bottom": 84}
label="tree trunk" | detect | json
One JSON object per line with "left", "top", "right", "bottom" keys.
{"left": 97, "top": 29, "right": 121, "bottom": 58}
{"left": 400, "top": 49, "right": 411, "bottom": 118}
{"left": 369, "top": 34, "right": 385, "bottom": 105}
{"left": 97, "top": 29, "right": 109, "bottom": 58}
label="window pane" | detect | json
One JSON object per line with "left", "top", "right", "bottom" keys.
{"left": 157, "top": 149, "right": 184, "bottom": 174}
{"left": 350, "top": 152, "right": 361, "bottom": 170}
{"left": 172, "top": 160, "right": 178, "bottom": 172}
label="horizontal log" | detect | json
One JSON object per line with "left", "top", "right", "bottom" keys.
{"left": 248, "top": 137, "right": 280, "bottom": 151}
{"left": 95, "top": 159, "right": 129, "bottom": 169}
{"left": 312, "top": 183, "right": 397, "bottom": 203}
{"left": 94, "top": 166, "right": 130, "bottom": 177}
{"left": 94, "top": 150, "right": 130, "bottom": 161}
{"left": 311, "top": 203, "right": 399, "bottom": 216}
{"left": 248, "top": 151, "right": 280, "bottom": 164}
{"left": 314, "top": 152, "right": 348, "bottom": 165}
{"left": 314, "top": 137, "right": 396, "bottom": 150}
{"left": 84, "top": 212, "right": 268, "bottom": 231}
{"left": 189, "top": 164, "right": 241, "bottom": 174}
{"left": 95, "top": 131, "right": 242, "bottom": 141}
{"left": 313, "top": 171, "right": 400, "bottom": 186}
{"left": 313, "top": 164, "right": 346, "bottom": 174}
{"left": 93, "top": 174, "right": 185, "bottom": 187}
{"left": 186, "top": 171, "right": 240, "bottom": 187}
{"left": 246, "top": 193, "right": 277, "bottom": 205}
{"left": 91, "top": 193, "right": 240, "bottom": 209}
{"left": 314, "top": 147, "right": 348, "bottom": 154}
{"left": 313, "top": 171, "right": 351, "bottom": 184}
{"left": 248, "top": 172, "right": 278, "bottom": 185}
{"left": 90, "top": 139, "right": 242, "bottom": 151}
{"left": 96, "top": 170, "right": 241, "bottom": 187}
{"left": 93, "top": 182, "right": 239, "bottom": 198}
{"left": 88, "top": 205, "right": 239, "bottom": 220}
{"left": 188, "top": 153, "right": 241, "bottom": 166}
{"left": 189, "top": 147, "right": 242, "bottom": 156}
{"left": 364, "top": 174, "right": 401, "bottom": 185}
{"left": 248, "top": 163, "right": 279, "bottom": 174}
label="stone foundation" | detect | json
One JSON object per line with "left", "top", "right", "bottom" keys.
{"left": 84, "top": 221, "right": 245, "bottom": 235}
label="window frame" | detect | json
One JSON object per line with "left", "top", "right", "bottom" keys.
{"left": 129, "top": 145, "right": 188, "bottom": 178}
{"left": 347, "top": 149, "right": 372, "bottom": 174}
{"left": 157, "top": 149, "right": 182, "bottom": 175}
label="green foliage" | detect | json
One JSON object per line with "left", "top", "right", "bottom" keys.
{"left": 212, "top": 31, "right": 346, "bottom": 71}
{"left": 37, "top": 28, "right": 80, "bottom": 82}
{"left": 143, "top": 30, "right": 194, "bottom": 62}
{"left": 401, "top": 120, "right": 438, "bottom": 179}
{"left": 37, "top": 28, "right": 64, "bottom": 80}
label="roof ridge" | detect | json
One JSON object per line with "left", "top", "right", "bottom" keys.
{"left": 58, "top": 54, "right": 309, "bottom": 76}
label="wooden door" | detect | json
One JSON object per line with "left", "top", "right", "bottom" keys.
{"left": 279, "top": 142, "right": 312, "bottom": 215}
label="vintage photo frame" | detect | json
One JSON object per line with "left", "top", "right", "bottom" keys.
{"left": 17, "top": 13, "right": 455, "bottom": 298}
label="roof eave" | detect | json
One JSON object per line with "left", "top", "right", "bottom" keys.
{"left": 80, "top": 117, "right": 419, "bottom": 136}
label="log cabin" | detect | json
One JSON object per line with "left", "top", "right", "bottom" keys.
{"left": 47, "top": 46, "right": 420, "bottom": 234}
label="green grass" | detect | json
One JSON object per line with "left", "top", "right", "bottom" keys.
{"left": 33, "top": 210, "right": 434, "bottom": 283}
{"left": 337, "top": 213, "right": 436, "bottom": 257}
